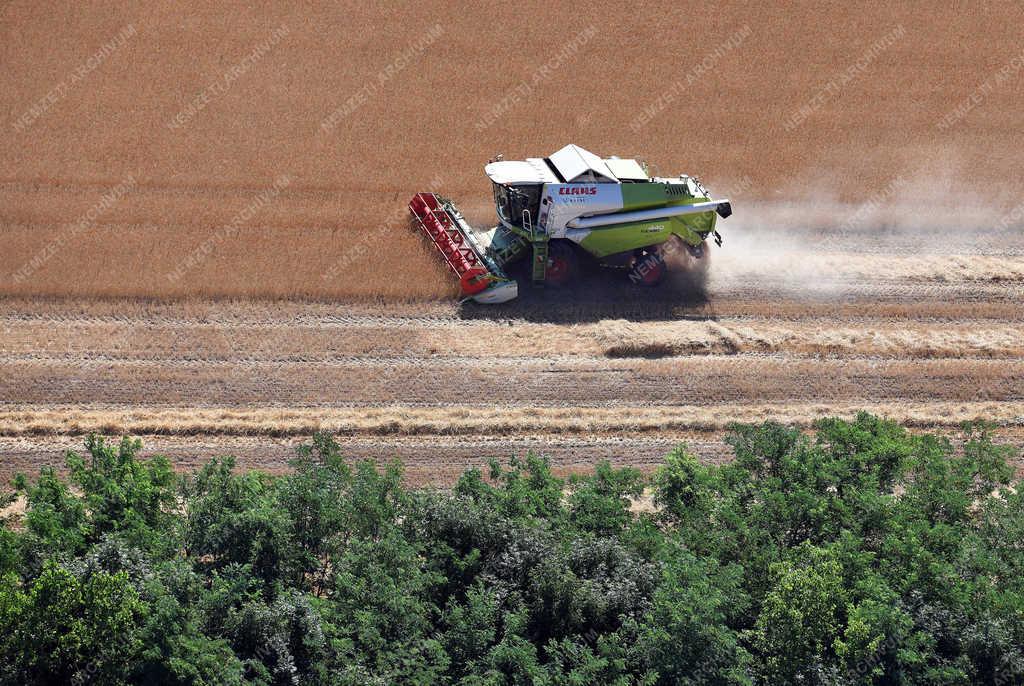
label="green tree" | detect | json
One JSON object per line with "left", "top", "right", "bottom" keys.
{"left": 67, "top": 435, "right": 179, "bottom": 551}
{"left": 14, "top": 467, "right": 89, "bottom": 573}
{"left": 1, "top": 419, "right": 1022, "bottom": 685}
{"left": 749, "top": 544, "right": 847, "bottom": 683}
{"left": 181, "top": 457, "right": 292, "bottom": 589}
{"left": 568, "top": 461, "right": 645, "bottom": 536}
{"left": 0, "top": 562, "right": 144, "bottom": 685}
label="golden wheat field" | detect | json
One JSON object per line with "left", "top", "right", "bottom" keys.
{"left": 2, "top": 1, "right": 1024, "bottom": 482}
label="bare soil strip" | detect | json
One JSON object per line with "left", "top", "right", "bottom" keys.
{"left": 4, "top": 315, "right": 1024, "bottom": 360}
{"left": 2, "top": 266, "right": 1023, "bottom": 483}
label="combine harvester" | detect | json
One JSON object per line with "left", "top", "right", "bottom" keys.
{"left": 409, "top": 144, "right": 731, "bottom": 304}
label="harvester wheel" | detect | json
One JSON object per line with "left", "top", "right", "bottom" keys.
{"left": 545, "top": 240, "right": 579, "bottom": 287}
{"left": 630, "top": 249, "right": 666, "bottom": 287}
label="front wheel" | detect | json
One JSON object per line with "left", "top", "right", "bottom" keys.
{"left": 545, "top": 240, "right": 579, "bottom": 287}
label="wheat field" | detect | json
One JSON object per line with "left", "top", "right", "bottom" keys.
{"left": 3, "top": 2, "right": 1024, "bottom": 299}
{"left": 2, "top": 2, "right": 1024, "bottom": 482}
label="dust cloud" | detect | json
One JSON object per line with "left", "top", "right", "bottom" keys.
{"left": 705, "top": 159, "right": 1024, "bottom": 298}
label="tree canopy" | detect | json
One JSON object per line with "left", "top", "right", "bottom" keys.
{"left": 1, "top": 414, "right": 1022, "bottom": 685}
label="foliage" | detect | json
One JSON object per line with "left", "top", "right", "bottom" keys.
{"left": 0, "top": 416, "right": 1022, "bottom": 685}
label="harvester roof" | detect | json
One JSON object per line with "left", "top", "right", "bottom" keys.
{"left": 484, "top": 159, "right": 558, "bottom": 185}
{"left": 548, "top": 144, "right": 616, "bottom": 183}
{"left": 484, "top": 144, "right": 649, "bottom": 186}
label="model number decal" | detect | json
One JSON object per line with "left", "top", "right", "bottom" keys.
{"left": 642, "top": 225, "right": 665, "bottom": 233}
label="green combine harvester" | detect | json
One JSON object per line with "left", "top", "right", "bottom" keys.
{"left": 409, "top": 144, "right": 731, "bottom": 304}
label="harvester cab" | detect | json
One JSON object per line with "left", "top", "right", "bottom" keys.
{"left": 409, "top": 144, "right": 731, "bottom": 304}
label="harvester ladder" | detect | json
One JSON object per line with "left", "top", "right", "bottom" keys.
{"left": 524, "top": 210, "right": 548, "bottom": 286}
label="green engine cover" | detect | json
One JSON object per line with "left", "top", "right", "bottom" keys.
{"left": 575, "top": 211, "right": 717, "bottom": 258}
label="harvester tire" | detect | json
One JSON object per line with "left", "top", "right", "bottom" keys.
{"left": 630, "top": 249, "right": 666, "bottom": 287}
{"left": 546, "top": 240, "right": 579, "bottom": 287}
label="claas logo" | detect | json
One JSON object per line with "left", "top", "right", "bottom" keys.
{"left": 558, "top": 186, "right": 598, "bottom": 196}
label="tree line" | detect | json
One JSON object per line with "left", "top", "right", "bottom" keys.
{"left": 1, "top": 413, "right": 1022, "bottom": 684}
